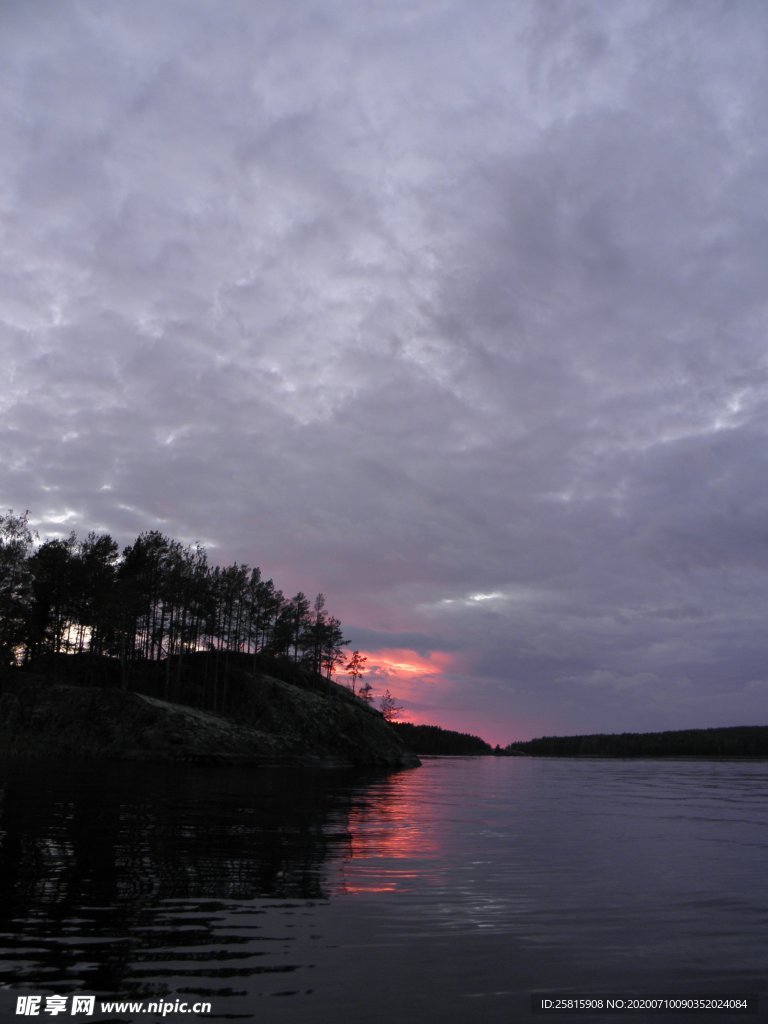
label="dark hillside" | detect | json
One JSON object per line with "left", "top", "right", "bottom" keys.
{"left": 0, "top": 655, "right": 419, "bottom": 769}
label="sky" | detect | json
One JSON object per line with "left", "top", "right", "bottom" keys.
{"left": 3, "top": 0, "right": 768, "bottom": 745}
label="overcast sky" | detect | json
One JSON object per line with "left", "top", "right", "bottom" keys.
{"left": 3, "top": 1, "right": 768, "bottom": 743}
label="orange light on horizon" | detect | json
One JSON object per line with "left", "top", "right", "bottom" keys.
{"left": 336, "top": 645, "right": 526, "bottom": 745}
{"left": 339, "top": 646, "right": 457, "bottom": 712}
{"left": 361, "top": 647, "right": 455, "bottom": 679}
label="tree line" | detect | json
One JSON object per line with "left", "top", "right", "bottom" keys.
{"left": 0, "top": 510, "right": 346, "bottom": 686}
{"left": 392, "top": 722, "right": 492, "bottom": 755}
{"left": 506, "top": 726, "right": 768, "bottom": 757}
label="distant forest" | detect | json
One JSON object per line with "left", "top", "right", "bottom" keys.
{"left": 393, "top": 722, "right": 492, "bottom": 755}
{"left": 507, "top": 726, "right": 768, "bottom": 757}
{"left": 0, "top": 510, "right": 346, "bottom": 687}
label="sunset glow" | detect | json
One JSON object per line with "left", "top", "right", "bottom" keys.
{"left": 6, "top": 0, "right": 768, "bottom": 746}
{"left": 363, "top": 648, "right": 454, "bottom": 679}
{"left": 340, "top": 647, "right": 458, "bottom": 719}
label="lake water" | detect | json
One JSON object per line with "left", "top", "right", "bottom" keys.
{"left": 0, "top": 756, "right": 766, "bottom": 1022}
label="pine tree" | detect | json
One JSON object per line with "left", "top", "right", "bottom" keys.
{"left": 344, "top": 649, "right": 367, "bottom": 695}
{"left": 380, "top": 689, "right": 404, "bottom": 722}
{"left": 0, "top": 510, "right": 36, "bottom": 668}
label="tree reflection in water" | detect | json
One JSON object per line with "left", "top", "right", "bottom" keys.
{"left": 0, "top": 759, "right": 408, "bottom": 998}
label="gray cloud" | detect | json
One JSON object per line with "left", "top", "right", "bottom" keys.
{"left": 3, "top": 0, "right": 768, "bottom": 742}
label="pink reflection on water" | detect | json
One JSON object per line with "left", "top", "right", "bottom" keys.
{"left": 333, "top": 771, "right": 441, "bottom": 896}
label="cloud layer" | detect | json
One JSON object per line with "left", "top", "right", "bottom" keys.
{"left": 4, "top": 1, "right": 768, "bottom": 742}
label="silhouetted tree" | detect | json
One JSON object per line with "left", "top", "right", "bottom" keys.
{"left": 0, "top": 512, "right": 348, "bottom": 709}
{"left": 116, "top": 531, "right": 170, "bottom": 664}
{"left": 73, "top": 532, "right": 120, "bottom": 655}
{"left": 302, "top": 592, "right": 327, "bottom": 674}
{"left": 344, "top": 649, "right": 367, "bottom": 695}
{"left": 288, "top": 592, "right": 311, "bottom": 662}
{"left": 0, "top": 510, "right": 36, "bottom": 668}
{"left": 380, "top": 689, "right": 403, "bottom": 722}
{"left": 320, "top": 615, "right": 346, "bottom": 679}
{"left": 28, "top": 534, "right": 77, "bottom": 657}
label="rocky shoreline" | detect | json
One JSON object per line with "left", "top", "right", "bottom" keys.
{"left": 0, "top": 671, "right": 420, "bottom": 770}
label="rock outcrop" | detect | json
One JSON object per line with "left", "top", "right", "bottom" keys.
{"left": 0, "top": 672, "right": 420, "bottom": 769}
